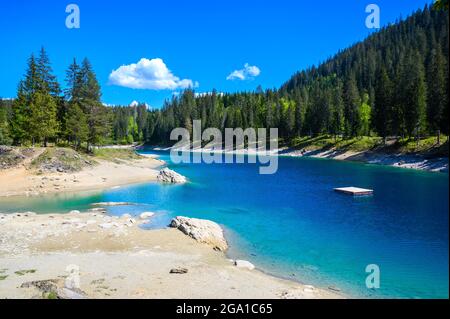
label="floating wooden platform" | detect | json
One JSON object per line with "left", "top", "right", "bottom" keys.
{"left": 334, "top": 187, "right": 374, "bottom": 196}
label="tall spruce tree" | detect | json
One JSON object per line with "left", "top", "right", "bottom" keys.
{"left": 373, "top": 66, "right": 393, "bottom": 143}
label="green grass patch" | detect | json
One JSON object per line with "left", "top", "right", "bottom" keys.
{"left": 0, "top": 275, "right": 8, "bottom": 280}
{"left": 289, "top": 135, "right": 448, "bottom": 156}
{"left": 93, "top": 148, "right": 141, "bottom": 163}
{"left": 14, "top": 269, "right": 37, "bottom": 276}
{"left": 290, "top": 135, "right": 382, "bottom": 152}
{"left": 44, "top": 291, "right": 58, "bottom": 299}
{"left": 395, "top": 135, "right": 449, "bottom": 154}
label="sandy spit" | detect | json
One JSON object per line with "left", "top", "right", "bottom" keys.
{"left": 0, "top": 212, "right": 343, "bottom": 299}
{"left": 0, "top": 153, "right": 165, "bottom": 198}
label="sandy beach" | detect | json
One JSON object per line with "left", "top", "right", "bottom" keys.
{"left": 0, "top": 148, "right": 165, "bottom": 198}
{"left": 0, "top": 212, "right": 342, "bottom": 299}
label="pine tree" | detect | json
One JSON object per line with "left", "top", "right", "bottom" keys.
{"left": 10, "top": 83, "right": 29, "bottom": 144}
{"left": 402, "top": 52, "right": 427, "bottom": 138}
{"left": 330, "top": 82, "right": 344, "bottom": 140}
{"left": 373, "top": 66, "right": 393, "bottom": 143}
{"left": 77, "top": 58, "right": 110, "bottom": 150}
{"left": 65, "top": 103, "right": 88, "bottom": 148}
{"left": 426, "top": 45, "right": 447, "bottom": 143}
{"left": 343, "top": 75, "right": 361, "bottom": 137}
{"left": 65, "top": 58, "right": 82, "bottom": 103}
{"left": 36, "top": 47, "right": 60, "bottom": 97}
{"left": 28, "top": 92, "right": 59, "bottom": 146}
{"left": 0, "top": 99, "right": 11, "bottom": 145}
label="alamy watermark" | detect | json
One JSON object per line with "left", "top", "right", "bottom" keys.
{"left": 65, "top": 4, "right": 80, "bottom": 29}
{"left": 365, "top": 264, "right": 380, "bottom": 289}
{"left": 366, "top": 4, "right": 380, "bottom": 29}
{"left": 170, "top": 120, "right": 279, "bottom": 174}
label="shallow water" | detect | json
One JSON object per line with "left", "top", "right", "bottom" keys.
{"left": 0, "top": 149, "right": 448, "bottom": 298}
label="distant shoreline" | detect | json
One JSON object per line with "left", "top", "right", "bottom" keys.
{"left": 143, "top": 144, "right": 449, "bottom": 173}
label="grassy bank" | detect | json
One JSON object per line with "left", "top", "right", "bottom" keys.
{"left": 92, "top": 148, "right": 142, "bottom": 163}
{"left": 288, "top": 135, "right": 449, "bottom": 157}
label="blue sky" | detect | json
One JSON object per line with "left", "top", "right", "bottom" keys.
{"left": 0, "top": 0, "right": 431, "bottom": 108}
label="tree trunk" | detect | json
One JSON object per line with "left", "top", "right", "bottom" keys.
{"left": 437, "top": 130, "right": 440, "bottom": 145}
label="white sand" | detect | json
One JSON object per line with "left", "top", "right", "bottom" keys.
{"left": 0, "top": 212, "right": 343, "bottom": 299}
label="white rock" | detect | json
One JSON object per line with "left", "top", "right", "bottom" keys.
{"left": 157, "top": 168, "right": 187, "bottom": 184}
{"left": 98, "top": 223, "right": 114, "bottom": 229}
{"left": 234, "top": 260, "right": 255, "bottom": 270}
{"left": 57, "top": 288, "right": 86, "bottom": 299}
{"left": 121, "top": 213, "right": 132, "bottom": 219}
{"left": 69, "top": 210, "right": 81, "bottom": 214}
{"left": 303, "top": 285, "right": 315, "bottom": 293}
{"left": 139, "top": 212, "right": 155, "bottom": 219}
{"left": 170, "top": 216, "right": 228, "bottom": 251}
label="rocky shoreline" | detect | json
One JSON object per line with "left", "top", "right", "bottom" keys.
{"left": 149, "top": 145, "right": 448, "bottom": 173}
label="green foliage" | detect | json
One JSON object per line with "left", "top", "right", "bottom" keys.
{"left": 44, "top": 291, "right": 58, "bottom": 299}
{"left": 65, "top": 103, "right": 88, "bottom": 147}
{"left": 28, "top": 92, "right": 59, "bottom": 145}
{"left": 359, "top": 93, "right": 372, "bottom": 136}
{"left": 0, "top": 100, "right": 12, "bottom": 144}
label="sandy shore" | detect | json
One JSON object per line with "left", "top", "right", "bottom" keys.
{"left": 0, "top": 151, "right": 165, "bottom": 198}
{"left": 0, "top": 212, "right": 342, "bottom": 299}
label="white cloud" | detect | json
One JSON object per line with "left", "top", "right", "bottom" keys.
{"left": 226, "top": 63, "right": 261, "bottom": 81}
{"left": 109, "top": 58, "right": 198, "bottom": 90}
{"left": 129, "top": 100, "right": 139, "bottom": 107}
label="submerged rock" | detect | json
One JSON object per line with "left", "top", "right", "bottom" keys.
{"left": 157, "top": 168, "right": 187, "bottom": 184}
{"left": 139, "top": 212, "right": 155, "bottom": 219}
{"left": 234, "top": 260, "right": 255, "bottom": 270}
{"left": 170, "top": 216, "right": 228, "bottom": 251}
{"left": 91, "top": 202, "right": 135, "bottom": 207}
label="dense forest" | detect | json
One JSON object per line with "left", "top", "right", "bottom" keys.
{"left": 146, "top": 4, "right": 449, "bottom": 146}
{"left": 0, "top": 4, "right": 448, "bottom": 150}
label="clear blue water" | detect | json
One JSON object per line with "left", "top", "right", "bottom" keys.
{"left": 0, "top": 149, "right": 448, "bottom": 298}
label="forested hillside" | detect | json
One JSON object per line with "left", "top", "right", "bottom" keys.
{"left": 0, "top": 4, "right": 448, "bottom": 152}
{"left": 146, "top": 5, "right": 448, "bottom": 146}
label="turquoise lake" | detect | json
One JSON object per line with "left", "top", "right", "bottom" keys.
{"left": 0, "top": 149, "right": 448, "bottom": 298}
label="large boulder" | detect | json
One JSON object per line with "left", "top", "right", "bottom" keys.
{"left": 170, "top": 216, "right": 228, "bottom": 251}
{"left": 157, "top": 168, "right": 187, "bottom": 184}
